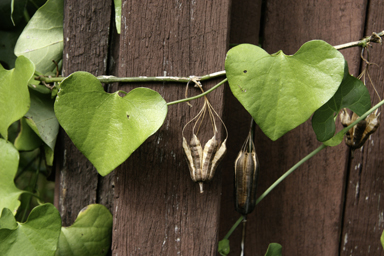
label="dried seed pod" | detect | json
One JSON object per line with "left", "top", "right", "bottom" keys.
{"left": 234, "top": 126, "right": 259, "bottom": 215}
{"left": 201, "top": 133, "right": 219, "bottom": 181}
{"left": 340, "top": 108, "right": 380, "bottom": 155}
{"left": 182, "top": 82, "right": 228, "bottom": 193}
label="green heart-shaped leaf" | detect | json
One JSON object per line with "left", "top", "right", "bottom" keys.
{"left": 0, "top": 138, "right": 24, "bottom": 214}
{"left": 225, "top": 40, "right": 345, "bottom": 141}
{"left": 312, "top": 62, "right": 371, "bottom": 142}
{"left": 56, "top": 204, "right": 112, "bottom": 256}
{"left": 54, "top": 72, "right": 168, "bottom": 176}
{"left": 14, "top": 0, "right": 63, "bottom": 74}
{"left": 0, "top": 56, "right": 35, "bottom": 140}
{"left": 0, "top": 204, "right": 62, "bottom": 256}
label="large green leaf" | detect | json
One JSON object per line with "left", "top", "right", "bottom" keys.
{"left": 14, "top": 0, "right": 63, "bottom": 74}
{"left": 0, "top": 204, "right": 61, "bottom": 256}
{"left": 25, "top": 89, "right": 59, "bottom": 152}
{"left": 312, "top": 62, "right": 371, "bottom": 142}
{"left": 225, "top": 40, "right": 345, "bottom": 141}
{"left": 0, "top": 139, "right": 24, "bottom": 214}
{"left": 55, "top": 204, "right": 112, "bottom": 256}
{"left": 265, "top": 243, "right": 282, "bottom": 256}
{"left": 54, "top": 72, "right": 168, "bottom": 176}
{"left": 0, "top": 55, "right": 35, "bottom": 140}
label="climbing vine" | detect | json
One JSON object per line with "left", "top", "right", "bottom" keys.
{"left": 1, "top": 0, "right": 384, "bottom": 255}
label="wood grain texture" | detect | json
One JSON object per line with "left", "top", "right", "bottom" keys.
{"left": 56, "top": 0, "right": 113, "bottom": 225}
{"left": 248, "top": 1, "right": 367, "bottom": 255}
{"left": 340, "top": 0, "right": 384, "bottom": 254}
{"left": 112, "top": 0, "right": 230, "bottom": 255}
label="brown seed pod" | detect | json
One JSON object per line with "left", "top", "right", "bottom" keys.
{"left": 234, "top": 124, "right": 259, "bottom": 215}
{"left": 340, "top": 108, "right": 380, "bottom": 154}
{"left": 182, "top": 81, "right": 228, "bottom": 193}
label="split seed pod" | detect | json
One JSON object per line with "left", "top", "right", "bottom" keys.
{"left": 234, "top": 125, "right": 259, "bottom": 215}
{"left": 340, "top": 108, "right": 380, "bottom": 154}
{"left": 182, "top": 84, "right": 228, "bottom": 193}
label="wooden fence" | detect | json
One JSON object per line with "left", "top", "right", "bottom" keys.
{"left": 55, "top": 0, "right": 384, "bottom": 255}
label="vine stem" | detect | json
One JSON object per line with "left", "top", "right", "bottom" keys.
{"left": 36, "top": 31, "right": 383, "bottom": 85}
{"left": 333, "top": 30, "right": 384, "bottom": 50}
{"left": 166, "top": 78, "right": 227, "bottom": 106}
{"left": 223, "top": 215, "right": 245, "bottom": 240}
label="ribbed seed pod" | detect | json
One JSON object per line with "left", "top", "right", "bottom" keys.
{"left": 182, "top": 82, "right": 228, "bottom": 193}
{"left": 340, "top": 108, "right": 380, "bottom": 154}
{"left": 234, "top": 129, "right": 259, "bottom": 215}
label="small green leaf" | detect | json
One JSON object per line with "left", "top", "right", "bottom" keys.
{"left": 14, "top": 0, "right": 63, "bottom": 74}
{"left": 0, "top": 204, "right": 61, "bottom": 256}
{"left": 14, "top": 117, "right": 42, "bottom": 151}
{"left": 218, "top": 239, "right": 230, "bottom": 256}
{"left": 225, "top": 40, "right": 345, "bottom": 141}
{"left": 381, "top": 229, "right": 384, "bottom": 250}
{"left": 0, "top": 55, "right": 35, "bottom": 140}
{"left": 55, "top": 204, "right": 112, "bottom": 256}
{"left": 54, "top": 71, "right": 168, "bottom": 176}
{"left": 312, "top": 61, "right": 371, "bottom": 141}
{"left": 0, "top": 208, "right": 17, "bottom": 230}
{"left": 114, "top": 0, "right": 121, "bottom": 34}
{"left": 265, "top": 243, "right": 282, "bottom": 256}
{"left": 0, "top": 138, "right": 24, "bottom": 214}
{"left": 25, "top": 89, "right": 59, "bottom": 154}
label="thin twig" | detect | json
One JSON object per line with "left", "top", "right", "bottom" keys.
{"left": 35, "top": 30, "right": 384, "bottom": 85}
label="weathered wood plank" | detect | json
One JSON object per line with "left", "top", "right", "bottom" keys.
{"left": 340, "top": 0, "right": 384, "bottom": 254}
{"left": 56, "top": 0, "right": 112, "bottom": 225}
{"left": 247, "top": 1, "right": 367, "bottom": 255}
{"left": 112, "top": 0, "right": 230, "bottom": 255}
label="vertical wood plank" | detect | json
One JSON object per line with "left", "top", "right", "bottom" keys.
{"left": 112, "top": 0, "right": 230, "bottom": 255}
{"left": 57, "top": 0, "right": 112, "bottom": 225}
{"left": 249, "top": 1, "right": 367, "bottom": 255}
{"left": 340, "top": 0, "right": 384, "bottom": 254}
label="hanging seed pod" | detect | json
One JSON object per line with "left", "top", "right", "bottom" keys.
{"left": 340, "top": 108, "right": 380, "bottom": 154}
{"left": 182, "top": 81, "right": 228, "bottom": 193}
{"left": 234, "top": 121, "right": 259, "bottom": 215}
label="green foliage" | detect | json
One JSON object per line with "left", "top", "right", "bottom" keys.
{"left": 55, "top": 204, "right": 113, "bottom": 256}
{"left": 264, "top": 243, "right": 282, "bottom": 256}
{"left": 114, "top": 0, "right": 121, "bottom": 34}
{"left": 14, "top": 117, "right": 42, "bottom": 151}
{"left": 218, "top": 239, "right": 230, "bottom": 255}
{"left": 14, "top": 0, "right": 63, "bottom": 74}
{"left": 0, "top": 3, "right": 379, "bottom": 253}
{"left": 225, "top": 40, "right": 345, "bottom": 141}
{"left": 0, "top": 204, "right": 61, "bottom": 256}
{"left": 0, "top": 139, "right": 25, "bottom": 214}
{"left": 381, "top": 229, "right": 384, "bottom": 250}
{"left": 25, "top": 89, "right": 59, "bottom": 161}
{"left": 54, "top": 71, "right": 168, "bottom": 176}
{"left": 0, "top": 55, "right": 35, "bottom": 140}
{"left": 312, "top": 61, "right": 371, "bottom": 142}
